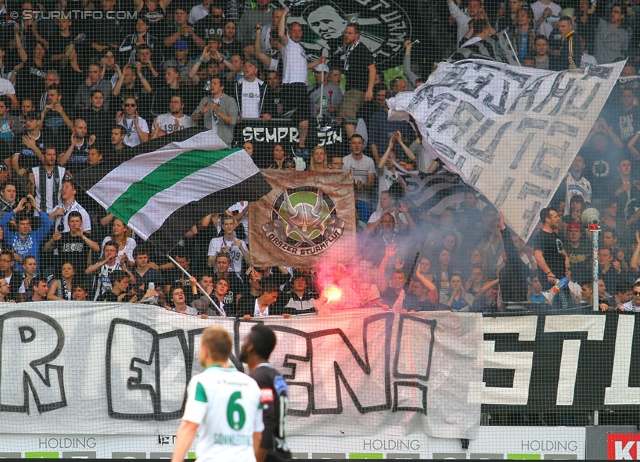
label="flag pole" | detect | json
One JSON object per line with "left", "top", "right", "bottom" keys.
{"left": 405, "top": 252, "right": 420, "bottom": 290}
{"left": 167, "top": 255, "right": 226, "bottom": 317}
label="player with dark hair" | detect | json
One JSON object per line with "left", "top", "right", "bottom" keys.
{"left": 240, "top": 325, "right": 292, "bottom": 462}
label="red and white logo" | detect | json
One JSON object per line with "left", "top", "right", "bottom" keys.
{"left": 260, "top": 388, "right": 274, "bottom": 404}
{"left": 607, "top": 434, "right": 640, "bottom": 459}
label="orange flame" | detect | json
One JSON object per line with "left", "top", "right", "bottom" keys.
{"left": 324, "top": 285, "right": 343, "bottom": 303}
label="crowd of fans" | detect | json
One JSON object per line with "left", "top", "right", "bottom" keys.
{"left": 0, "top": 0, "right": 638, "bottom": 314}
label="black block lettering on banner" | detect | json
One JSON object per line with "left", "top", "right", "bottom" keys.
{"left": 507, "top": 76, "right": 545, "bottom": 114}
{"left": 430, "top": 140, "right": 457, "bottom": 159}
{"left": 456, "top": 73, "right": 493, "bottom": 99}
{"left": 425, "top": 101, "right": 453, "bottom": 129}
{"left": 392, "top": 381, "right": 428, "bottom": 414}
{"left": 532, "top": 72, "right": 575, "bottom": 116}
{"left": 581, "top": 65, "right": 613, "bottom": 80}
{"left": 393, "top": 315, "right": 436, "bottom": 381}
{"left": 105, "top": 320, "right": 244, "bottom": 421}
{"left": 438, "top": 66, "right": 469, "bottom": 89}
{"left": 522, "top": 201, "right": 543, "bottom": 238}
{"left": 106, "top": 319, "right": 190, "bottom": 421}
{"left": 483, "top": 80, "right": 510, "bottom": 115}
{"left": 234, "top": 313, "right": 412, "bottom": 416}
{"left": 0, "top": 311, "right": 66, "bottom": 413}
{"left": 510, "top": 118, "right": 549, "bottom": 170}
{"left": 530, "top": 141, "right": 570, "bottom": 181}
{"left": 480, "top": 313, "right": 635, "bottom": 412}
{"left": 465, "top": 120, "right": 512, "bottom": 164}
{"left": 437, "top": 100, "right": 484, "bottom": 143}
{"left": 469, "top": 165, "right": 483, "bottom": 185}
{"left": 504, "top": 69, "right": 532, "bottom": 88}
{"left": 548, "top": 121, "right": 579, "bottom": 138}
{"left": 408, "top": 85, "right": 457, "bottom": 113}
{"left": 99, "top": 312, "right": 440, "bottom": 422}
{"left": 563, "top": 84, "right": 601, "bottom": 120}
{"left": 10, "top": 310, "right": 640, "bottom": 420}
{"left": 494, "top": 177, "right": 515, "bottom": 208}
{"left": 517, "top": 182, "right": 553, "bottom": 201}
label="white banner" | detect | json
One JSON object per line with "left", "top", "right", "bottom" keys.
{"left": 388, "top": 60, "right": 624, "bottom": 241}
{"left": 0, "top": 426, "right": 586, "bottom": 459}
{"left": 289, "top": 426, "right": 586, "bottom": 459}
{"left": 0, "top": 304, "right": 483, "bottom": 440}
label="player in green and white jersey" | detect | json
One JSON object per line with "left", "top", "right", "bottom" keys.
{"left": 172, "top": 325, "right": 264, "bottom": 462}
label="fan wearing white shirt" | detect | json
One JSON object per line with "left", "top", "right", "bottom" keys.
{"left": 188, "top": 0, "right": 213, "bottom": 24}
{"left": 151, "top": 94, "right": 195, "bottom": 139}
{"left": 49, "top": 180, "right": 91, "bottom": 233}
{"left": 279, "top": 8, "right": 312, "bottom": 156}
{"left": 207, "top": 215, "right": 251, "bottom": 274}
{"left": 0, "top": 77, "right": 18, "bottom": 110}
{"left": 233, "top": 59, "right": 272, "bottom": 121}
{"left": 531, "top": 0, "right": 562, "bottom": 37}
{"left": 622, "top": 282, "right": 640, "bottom": 312}
{"left": 116, "top": 96, "right": 149, "bottom": 147}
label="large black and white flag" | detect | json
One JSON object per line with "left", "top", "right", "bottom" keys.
{"left": 388, "top": 59, "right": 624, "bottom": 241}
{"left": 74, "top": 129, "right": 272, "bottom": 252}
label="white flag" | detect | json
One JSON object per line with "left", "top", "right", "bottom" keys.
{"left": 388, "top": 59, "right": 624, "bottom": 241}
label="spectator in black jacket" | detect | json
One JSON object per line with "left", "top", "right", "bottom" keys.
{"left": 549, "top": 16, "right": 581, "bottom": 70}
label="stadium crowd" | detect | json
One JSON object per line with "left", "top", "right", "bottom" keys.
{"left": 0, "top": 0, "right": 638, "bottom": 313}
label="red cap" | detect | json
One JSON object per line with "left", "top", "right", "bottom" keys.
{"left": 567, "top": 222, "right": 581, "bottom": 230}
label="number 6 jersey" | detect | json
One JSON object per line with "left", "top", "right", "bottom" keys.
{"left": 182, "top": 364, "right": 264, "bottom": 462}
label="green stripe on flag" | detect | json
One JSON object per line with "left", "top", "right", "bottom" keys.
{"left": 107, "top": 148, "right": 241, "bottom": 223}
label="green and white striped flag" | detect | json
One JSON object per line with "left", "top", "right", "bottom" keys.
{"left": 74, "top": 129, "right": 272, "bottom": 251}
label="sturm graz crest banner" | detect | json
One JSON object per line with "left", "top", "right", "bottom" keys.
{"left": 275, "top": 0, "right": 412, "bottom": 68}
{"left": 249, "top": 170, "right": 357, "bottom": 267}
